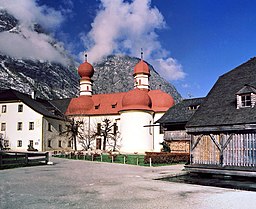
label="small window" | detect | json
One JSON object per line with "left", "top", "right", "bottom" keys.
{"left": 17, "top": 122, "right": 22, "bottom": 131}
{"left": 48, "top": 123, "right": 52, "bottom": 131}
{"left": 18, "top": 104, "right": 23, "bottom": 112}
{"left": 58, "top": 140, "right": 62, "bottom": 148}
{"left": 68, "top": 140, "right": 72, "bottom": 147}
{"left": 29, "top": 122, "right": 34, "bottom": 130}
{"left": 97, "top": 123, "right": 101, "bottom": 135}
{"left": 29, "top": 140, "right": 33, "bottom": 147}
{"left": 17, "top": 140, "right": 22, "bottom": 147}
{"left": 48, "top": 139, "right": 51, "bottom": 148}
{"left": 1, "top": 123, "right": 6, "bottom": 131}
{"left": 113, "top": 123, "right": 118, "bottom": 134}
{"left": 241, "top": 95, "right": 251, "bottom": 107}
{"left": 95, "top": 105, "right": 100, "bottom": 109}
{"left": 188, "top": 105, "right": 200, "bottom": 110}
{"left": 112, "top": 104, "right": 116, "bottom": 108}
{"left": 2, "top": 105, "right": 6, "bottom": 113}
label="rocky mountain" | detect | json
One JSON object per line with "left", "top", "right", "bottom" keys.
{"left": 0, "top": 9, "right": 80, "bottom": 99}
{"left": 93, "top": 55, "right": 182, "bottom": 101}
{"left": 0, "top": 9, "right": 181, "bottom": 101}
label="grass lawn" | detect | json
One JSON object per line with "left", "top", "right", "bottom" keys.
{"left": 53, "top": 153, "right": 179, "bottom": 167}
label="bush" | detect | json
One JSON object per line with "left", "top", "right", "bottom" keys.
{"left": 144, "top": 152, "right": 189, "bottom": 164}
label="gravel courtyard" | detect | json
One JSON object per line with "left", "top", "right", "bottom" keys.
{"left": 0, "top": 158, "right": 256, "bottom": 209}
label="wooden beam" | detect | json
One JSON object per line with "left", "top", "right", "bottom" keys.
{"left": 222, "top": 133, "right": 234, "bottom": 151}
{"left": 209, "top": 134, "right": 221, "bottom": 151}
{"left": 191, "top": 134, "right": 203, "bottom": 151}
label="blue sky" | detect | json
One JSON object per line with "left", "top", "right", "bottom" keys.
{"left": 7, "top": 0, "right": 256, "bottom": 98}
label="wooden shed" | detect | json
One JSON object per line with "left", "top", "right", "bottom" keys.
{"left": 186, "top": 58, "right": 256, "bottom": 176}
{"left": 157, "top": 97, "right": 204, "bottom": 153}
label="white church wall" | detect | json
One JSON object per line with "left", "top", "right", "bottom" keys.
{"left": 153, "top": 112, "right": 165, "bottom": 152}
{"left": 71, "top": 115, "right": 121, "bottom": 151}
{"left": 120, "top": 110, "right": 153, "bottom": 154}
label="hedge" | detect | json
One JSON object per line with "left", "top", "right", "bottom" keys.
{"left": 144, "top": 152, "right": 189, "bottom": 164}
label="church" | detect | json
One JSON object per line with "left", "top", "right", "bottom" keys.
{"left": 65, "top": 54, "right": 175, "bottom": 153}
{"left": 0, "top": 55, "right": 175, "bottom": 154}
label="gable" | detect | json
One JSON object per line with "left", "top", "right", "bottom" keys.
{"left": 187, "top": 57, "right": 256, "bottom": 129}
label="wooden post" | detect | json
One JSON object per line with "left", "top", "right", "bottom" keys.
{"left": 124, "top": 156, "right": 126, "bottom": 164}
{"left": 112, "top": 155, "right": 114, "bottom": 163}
{"left": 149, "top": 158, "right": 152, "bottom": 167}
{"left": 45, "top": 152, "right": 49, "bottom": 164}
{"left": 0, "top": 152, "right": 2, "bottom": 168}
{"left": 101, "top": 154, "right": 103, "bottom": 162}
{"left": 25, "top": 153, "right": 29, "bottom": 165}
{"left": 136, "top": 157, "right": 139, "bottom": 166}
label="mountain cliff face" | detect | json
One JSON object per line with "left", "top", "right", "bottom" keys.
{"left": 0, "top": 9, "right": 79, "bottom": 99}
{"left": 93, "top": 55, "right": 181, "bottom": 101}
{"left": 0, "top": 9, "right": 181, "bottom": 101}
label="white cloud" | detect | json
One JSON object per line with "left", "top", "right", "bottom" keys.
{"left": 0, "top": 0, "right": 64, "bottom": 30}
{"left": 0, "top": 30, "right": 67, "bottom": 64}
{"left": 0, "top": 0, "right": 69, "bottom": 65}
{"left": 154, "top": 58, "right": 186, "bottom": 81}
{"left": 82, "top": 0, "right": 186, "bottom": 81}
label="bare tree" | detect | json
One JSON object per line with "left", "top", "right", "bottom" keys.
{"left": 97, "top": 118, "right": 121, "bottom": 151}
{"left": 61, "top": 118, "right": 83, "bottom": 151}
{"left": 107, "top": 132, "right": 122, "bottom": 152}
{"left": 78, "top": 122, "right": 97, "bottom": 151}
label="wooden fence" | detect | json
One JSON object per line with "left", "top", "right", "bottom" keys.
{"left": 191, "top": 133, "right": 256, "bottom": 168}
{"left": 0, "top": 151, "right": 49, "bottom": 168}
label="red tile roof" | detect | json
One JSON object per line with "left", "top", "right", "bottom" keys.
{"left": 65, "top": 90, "right": 174, "bottom": 116}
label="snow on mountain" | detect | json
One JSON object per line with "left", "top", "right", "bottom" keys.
{"left": 0, "top": 9, "right": 181, "bottom": 101}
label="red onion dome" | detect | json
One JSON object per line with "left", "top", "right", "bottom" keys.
{"left": 122, "top": 88, "right": 152, "bottom": 111}
{"left": 148, "top": 90, "right": 175, "bottom": 112}
{"left": 78, "top": 61, "right": 94, "bottom": 79}
{"left": 133, "top": 60, "right": 150, "bottom": 76}
{"left": 66, "top": 96, "right": 94, "bottom": 115}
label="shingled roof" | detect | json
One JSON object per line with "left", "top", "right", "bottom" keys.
{"left": 187, "top": 57, "right": 256, "bottom": 130}
{"left": 0, "top": 89, "right": 66, "bottom": 120}
{"left": 157, "top": 97, "right": 204, "bottom": 125}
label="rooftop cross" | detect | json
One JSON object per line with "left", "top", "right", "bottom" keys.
{"left": 84, "top": 52, "right": 87, "bottom": 62}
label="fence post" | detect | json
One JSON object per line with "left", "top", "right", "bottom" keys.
{"left": 101, "top": 154, "right": 103, "bottom": 162}
{"left": 45, "top": 152, "right": 49, "bottom": 164}
{"left": 25, "top": 153, "right": 29, "bottom": 165}
{"left": 111, "top": 155, "right": 114, "bottom": 163}
{"left": 0, "top": 152, "right": 2, "bottom": 168}
{"left": 149, "top": 158, "right": 152, "bottom": 167}
{"left": 137, "top": 157, "right": 139, "bottom": 166}
{"left": 124, "top": 156, "right": 126, "bottom": 164}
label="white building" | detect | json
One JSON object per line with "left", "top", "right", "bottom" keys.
{"left": 65, "top": 56, "right": 175, "bottom": 153}
{"left": 0, "top": 89, "right": 70, "bottom": 152}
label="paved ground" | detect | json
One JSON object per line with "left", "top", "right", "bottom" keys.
{"left": 0, "top": 158, "right": 256, "bottom": 209}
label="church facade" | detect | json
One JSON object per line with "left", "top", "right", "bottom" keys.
{"left": 66, "top": 56, "right": 175, "bottom": 153}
